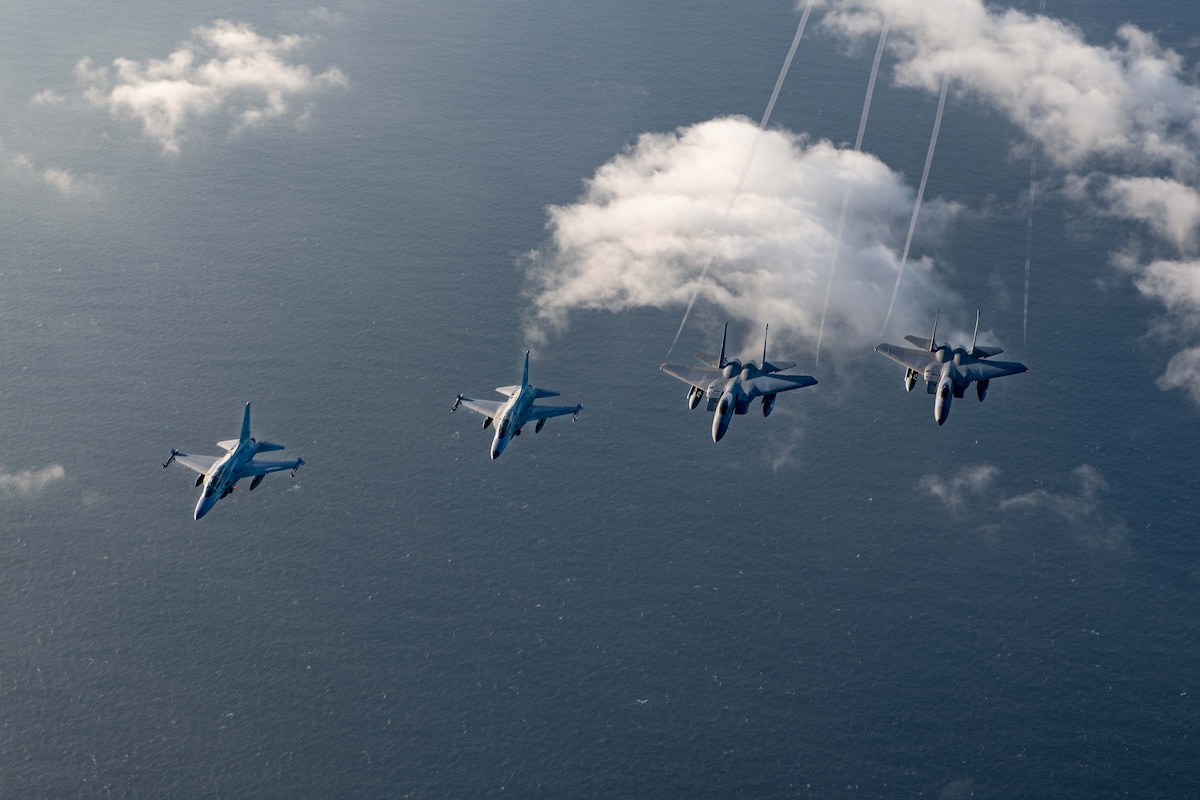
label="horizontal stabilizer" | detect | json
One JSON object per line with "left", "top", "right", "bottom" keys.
{"left": 762, "top": 360, "right": 796, "bottom": 374}
{"left": 904, "top": 335, "right": 934, "bottom": 350}
{"left": 216, "top": 439, "right": 239, "bottom": 451}
{"left": 533, "top": 388, "right": 559, "bottom": 399}
{"left": 970, "top": 345, "right": 1003, "bottom": 358}
{"left": 494, "top": 385, "right": 520, "bottom": 397}
{"left": 255, "top": 441, "right": 286, "bottom": 453}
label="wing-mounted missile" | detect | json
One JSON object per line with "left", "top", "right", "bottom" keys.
{"left": 451, "top": 394, "right": 463, "bottom": 412}
{"left": 162, "top": 449, "right": 179, "bottom": 469}
{"left": 290, "top": 459, "right": 305, "bottom": 478}
{"left": 572, "top": 404, "right": 582, "bottom": 421}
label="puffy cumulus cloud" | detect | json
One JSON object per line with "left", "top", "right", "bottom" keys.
{"left": 923, "top": 464, "right": 1128, "bottom": 549}
{"left": 0, "top": 464, "right": 65, "bottom": 496}
{"left": 1157, "top": 348, "right": 1200, "bottom": 404}
{"left": 824, "top": 0, "right": 1200, "bottom": 176}
{"left": 918, "top": 464, "right": 999, "bottom": 514}
{"left": 6, "top": 150, "right": 97, "bottom": 198}
{"left": 524, "top": 116, "right": 959, "bottom": 353}
{"left": 76, "top": 19, "right": 347, "bottom": 155}
{"left": 1000, "top": 465, "right": 1129, "bottom": 550}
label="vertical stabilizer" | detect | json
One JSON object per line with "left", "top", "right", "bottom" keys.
{"left": 718, "top": 322, "right": 729, "bottom": 368}
{"left": 970, "top": 310, "right": 980, "bottom": 354}
{"left": 762, "top": 324, "right": 769, "bottom": 368}
{"left": 522, "top": 351, "right": 531, "bottom": 387}
{"left": 241, "top": 402, "right": 252, "bottom": 443}
{"left": 929, "top": 308, "right": 940, "bottom": 352}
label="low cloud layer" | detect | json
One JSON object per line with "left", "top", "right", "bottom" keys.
{"left": 524, "top": 116, "right": 958, "bottom": 353}
{"left": 922, "top": 464, "right": 1129, "bottom": 550}
{"left": 75, "top": 20, "right": 347, "bottom": 155}
{"left": 0, "top": 464, "right": 66, "bottom": 496}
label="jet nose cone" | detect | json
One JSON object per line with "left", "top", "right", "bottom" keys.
{"left": 490, "top": 448, "right": 501, "bottom": 460}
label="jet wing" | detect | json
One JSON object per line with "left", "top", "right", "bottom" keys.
{"left": 875, "top": 343, "right": 938, "bottom": 373}
{"left": 234, "top": 459, "right": 302, "bottom": 479}
{"left": 742, "top": 374, "right": 817, "bottom": 398}
{"left": 455, "top": 397, "right": 505, "bottom": 418}
{"left": 523, "top": 403, "right": 580, "bottom": 422}
{"left": 172, "top": 452, "right": 219, "bottom": 474}
{"left": 962, "top": 358, "right": 1028, "bottom": 381}
{"left": 660, "top": 363, "right": 723, "bottom": 390}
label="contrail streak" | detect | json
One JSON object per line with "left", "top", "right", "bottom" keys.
{"left": 815, "top": 15, "right": 891, "bottom": 366}
{"left": 666, "top": 0, "right": 816, "bottom": 358}
{"left": 1024, "top": 0, "right": 1047, "bottom": 345}
{"left": 880, "top": 1, "right": 964, "bottom": 337}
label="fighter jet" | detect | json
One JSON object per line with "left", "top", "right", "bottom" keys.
{"left": 162, "top": 402, "right": 305, "bottom": 519}
{"left": 452, "top": 351, "right": 582, "bottom": 460}
{"left": 660, "top": 323, "right": 817, "bottom": 442}
{"left": 875, "top": 309, "right": 1028, "bottom": 425}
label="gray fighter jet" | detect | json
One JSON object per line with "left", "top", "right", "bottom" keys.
{"left": 452, "top": 352, "right": 582, "bottom": 460}
{"left": 660, "top": 324, "right": 817, "bottom": 442}
{"left": 875, "top": 310, "right": 1028, "bottom": 425}
{"left": 162, "top": 403, "right": 304, "bottom": 519}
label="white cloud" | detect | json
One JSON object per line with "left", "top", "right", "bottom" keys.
{"left": 824, "top": 0, "right": 1200, "bottom": 176}
{"left": 7, "top": 151, "right": 96, "bottom": 197}
{"left": 1000, "top": 466, "right": 1128, "bottom": 550}
{"left": 524, "top": 116, "right": 960, "bottom": 353}
{"left": 0, "top": 464, "right": 65, "bottom": 496}
{"left": 922, "top": 464, "right": 1128, "bottom": 550}
{"left": 31, "top": 89, "right": 64, "bottom": 106}
{"left": 918, "top": 464, "right": 999, "bottom": 514}
{"left": 77, "top": 19, "right": 348, "bottom": 155}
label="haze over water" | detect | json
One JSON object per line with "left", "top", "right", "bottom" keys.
{"left": 1, "top": 1, "right": 1198, "bottom": 797}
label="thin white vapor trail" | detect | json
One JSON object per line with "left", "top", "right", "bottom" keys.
{"left": 1023, "top": 0, "right": 1047, "bottom": 345}
{"left": 666, "top": 0, "right": 817, "bottom": 358}
{"left": 880, "top": 0, "right": 964, "bottom": 337}
{"left": 815, "top": 15, "right": 891, "bottom": 365}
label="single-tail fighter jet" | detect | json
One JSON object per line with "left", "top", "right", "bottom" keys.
{"left": 162, "top": 402, "right": 305, "bottom": 519}
{"left": 875, "top": 310, "right": 1028, "bottom": 425}
{"left": 452, "top": 352, "right": 582, "bottom": 460}
{"left": 660, "top": 323, "right": 817, "bottom": 442}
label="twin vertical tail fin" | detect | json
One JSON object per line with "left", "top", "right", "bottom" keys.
{"left": 970, "top": 310, "right": 980, "bottom": 355}
{"left": 762, "top": 324, "right": 769, "bottom": 368}
{"left": 928, "top": 308, "right": 940, "bottom": 352}
{"left": 718, "top": 322, "right": 729, "bottom": 369}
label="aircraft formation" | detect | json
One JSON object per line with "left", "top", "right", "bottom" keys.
{"left": 162, "top": 311, "right": 1025, "bottom": 518}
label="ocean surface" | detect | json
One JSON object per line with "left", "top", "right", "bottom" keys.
{"left": 1, "top": 1, "right": 1198, "bottom": 797}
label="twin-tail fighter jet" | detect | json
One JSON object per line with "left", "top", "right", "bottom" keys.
{"left": 452, "top": 351, "right": 582, "bottom": 460}
{"left": 660, "top": 323, "right": 818, "bottom": 442}
{"left": 875, "top": 310, "right": 1028, "bottom": 425}
{"left": 162, "top": 402, "right": 305, "bottom": 519}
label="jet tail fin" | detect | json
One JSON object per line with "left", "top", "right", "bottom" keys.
{"left": 718, "top": 322, "right": 728, "bottom": 369}
{"left": 929, "top": 308, "right": 940, "bottom": 352}
{"left": 522, "top": 351, "right": 530, "bottom": 387}
{"left": 240, "top": 402, "right": 252, "bottom": 444}
{"left": 970, "top": 310, "right": 980, "bottom": 354}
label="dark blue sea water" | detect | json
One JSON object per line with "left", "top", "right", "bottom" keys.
{"left": 0, "top": 1, "right": 1198, "bottom": 797}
